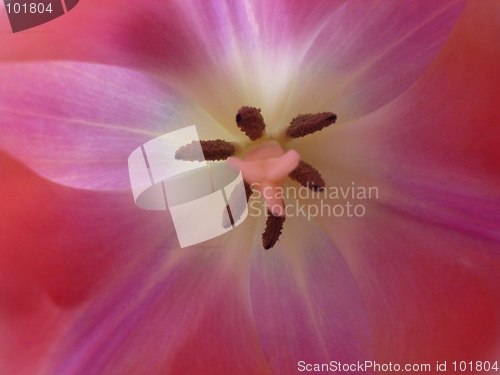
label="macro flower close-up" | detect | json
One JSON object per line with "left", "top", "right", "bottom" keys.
{"left": 1, "top": 0, "right": 500, "bottom": 374}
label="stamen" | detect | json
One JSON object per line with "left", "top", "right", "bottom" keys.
{"left": 222, "top": 181, "right": 253, "bottom": 228}
{"left": 285, "top": 112, "right": 337, "bottom": 138}
{"left": 236, "top": 106, "right": 266, "bottom": 141}
{"left": 262, "top": 209, "right": 286, "bottom": 250}
{"left": 175, "top": 139, "right": 236, "bottom": 161}
{"left": 176, "top": 105, "right": 333, "bottom": 250}
{"left": 289, "top": 160, "right": 325, "bottom": 191}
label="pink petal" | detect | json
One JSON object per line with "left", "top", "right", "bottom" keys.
{"left": 325, "top": 202, "right": 500, "bottom": 363}
{"left": 0, "top": 151, "right": 175, "bottom": 306}
{"left": 43, "top": 224, "right": 273, "bottom": 375}
{"left": 0, "top": 62, "right": 226, "bottom": 189}
{"left": 0, "top": 0, "right": 344, "bottom": 68}
{"left": 279, "top": 0, "right": 466, "bottom": 126}
{"left": 0, "top": 0, "right": 348, "bottom": 130}
{"left": 1, "top": 1, "right": 465, "bottom": 136}
{"left": 0, "top": 151, "right": 272, "bottom": 374}
{"left": 311, "top": 0, "right": 500, "bottom": 242}
{"left": 0, "top": 151, "right": 175, "bottom": 373}
{"left": 249, "top": 214, "right": 375, "bottom": 373}
{"left": 294, "top": 0, "right": 500, "bottom": 362}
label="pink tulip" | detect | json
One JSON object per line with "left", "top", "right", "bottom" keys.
{"left": 1, "top": 1, "right": 499, "bottom": 374}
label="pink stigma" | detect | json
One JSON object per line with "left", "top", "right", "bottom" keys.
{"left": 227, "top": 140, "right": 300, "bottom": 216}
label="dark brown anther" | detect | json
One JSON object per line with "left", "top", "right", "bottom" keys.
{"left": 262, "top": 209, "right": 286, "bottom": 250}
{"left": 222, "top": 181, "right": 253, "bottom": 228}
{"left": 243, "top": 180, "right": 253, "bottom": 201}
{"left": 285, "top": 112, "right": 337, "bottom": 138}
{"left": 289, "top": 160, "right": 325, "bottom": 191}
{"left": 175, "top": 139, "right": 236, "bottom": 161}
{"left": 236, "top": 106, "right": 266, "bottom": 141}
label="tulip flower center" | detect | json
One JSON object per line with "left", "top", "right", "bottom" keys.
{"left": 175, "top": 106, "right": 336, "bottom": 249}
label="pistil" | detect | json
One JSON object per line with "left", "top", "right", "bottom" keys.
{"left": 227, "top": 140, "right": 300, "bottom": 216}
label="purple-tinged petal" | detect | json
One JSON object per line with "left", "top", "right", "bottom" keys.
{"left": 0, "top": 150, "right": 176, "bottom": 374}
{"left": 0, "top": 1, "right": 348, "bottom": 129}
{"left": 0, "top": 0, "right": 345, "bottom": 70}
{"left": 302, "top": 0, "right": 500, "bottom": 244}
{"left": 44, "top": 220, "right": 273, "bottom": 375}
{"left": 249, "top": 213, "right": 375, "bottom": 373}
{"left": 293, "top": 0, "right": 500, "bottom": 362}
{"left": 0, "top": 62, "right": 227, "bottom": 189}
{"left": 278, "top": 0, "right": 466, "bottom": 126}
{"left": 0, "top": 150, "right": 175, "bottom": 308}
{"left": 0, "top": 151, "right": 273, "bottom": 374}
{"left": 325, "top": 201, "right": 500, "bottom": 364}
